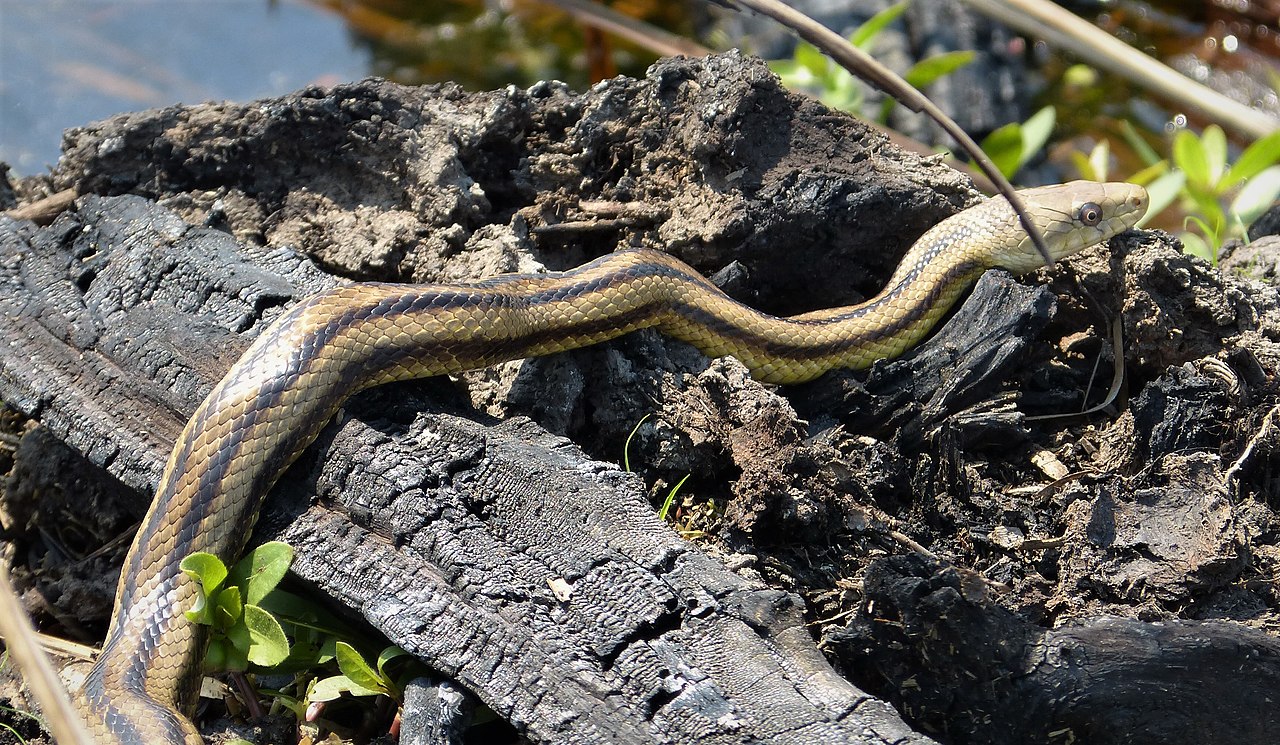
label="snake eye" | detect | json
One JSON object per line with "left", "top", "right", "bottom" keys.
{"left": 1078, "top": 201, "right": 1103, "bottom": 226}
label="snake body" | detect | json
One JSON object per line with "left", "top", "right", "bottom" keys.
{"left": 77, "top": 181, "right": 1147, "bottom": 743}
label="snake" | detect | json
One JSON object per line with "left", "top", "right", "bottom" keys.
{"left": 75, "top": 180, "right": 1147, "bottom": 743}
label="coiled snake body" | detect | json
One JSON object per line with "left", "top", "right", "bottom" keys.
{"left": 77, "top": 181, "right": 1147, "bottom": 742}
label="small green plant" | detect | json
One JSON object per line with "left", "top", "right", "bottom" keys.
{"left": 0, "top": 704, "right": 41, "bottom": 744}
{"left": 623, "top": 414, "right": 696, "bottom": 525}
{"left": 0, "top": 723, "right": 26, "bottom": 745}
{"left": 1077, "top": 122, "right": 1280, "bottom": 263}
{"left": 1169, "top": 126, "right": 1280, "bottom": 261}
{"left": 656, "top": 474, "right": 692, "bottom": 522}
{"left": 181, "top": 541, "right": 293, "bottom": 672}
{"left": 623, "top": 413, "right": 652, "bottom": 473}
{"left": 770, "top": 1, "right": 1061, "bottom": 180}
{"left": 183, "top": 542, "right": 423, "bottom": 737}
{"left": 307, "top": 642, "right": 410, "bottom": 704}
{"left": 770, "top": 1, "right": 973, "bottom": 122}
{"left": 979, "top": 106, "right": 1056, "bottom": 180}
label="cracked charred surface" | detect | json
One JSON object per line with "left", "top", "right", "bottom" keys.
{"left": 2, "top": 53, "right": 1279, "bottom": 744}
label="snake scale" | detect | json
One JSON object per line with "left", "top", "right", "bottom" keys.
{"left": 76, "top": 180, "right": 1147, "bottom": 742}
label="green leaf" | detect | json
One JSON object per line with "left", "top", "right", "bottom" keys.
{"left": 658, "top": 473, "right": 692, "bottom": 522}
{"left": 768, "top": 58, "right": 797, "bottom": 76}
{"left": 228, "top": 617, "right": 253, "bottom": 655}
{"left": 1121, "top": 119, "right": 1163, "bottom": 167}
{"left": 623, "top": 413, "right": 651, "bottom": 473}
{"left": 216, "top": 630, "right": 250, "bottom": 672}
{"left": 903, "top": 50, "right": 975, "bottom": 90}
{"left": 1189, "top": 190, "right": 1227, "bottom": 232}
{"left": 1229, "top": 165, "right": 1280, "bottom": 226}
{"left": 184, "top": 593, "right": 212, "bottom": 626}
{"left": 244, "top": 604, "right": 291, "bottom": 667}
{"left": 271, "top": 617, "right": 336, "bottom": 672}
{"left": 1178, "top": 231, "right": 1215, "bottom": 264}
{"left": 205, "top": 638, "right": 229, "bottom": 671}
{"left": 1173, "top": 129, "right": 1211, "bottom": 190}
{"left": 973, "top": 105, "right": 1051, "bottom": 180}
{"left": 1016, "top": 106, "right": 1056, "bottom": 168}
{"left": 226, "top": 643, "right": 248, "bottom": 671}
{"left": 254, "top": 588, "right": 316, "bottom": 618}
{"left": 1061, "top": 64, "right": 1098, "bottom": 88}
{"left": 1081, "top": 140, "right": 1110, "bottom": 182}
{"left": 335, "top": 641, "right": 388, "bottom": 695}
{"left": 980, "top": 121, "right": 1024, "bottom": 180}
{"left": 253, "top": 588, "right": 317, "bottom": 622}
{"left": 230, "top": 541, "right": 293, "bottom": 606}
{"left": 1136, "top": 170, "right": 1185, "bottom": 228}
{"left": 850, "top": 1, "right": 909, "bottom": 49}
{"left": 260, "top": 691, "right": 306, "bottom": 719}
{"left": 1127, "top": 160, "right": 1169, "bottom": 187}
{"left": 257, "top": 589, "right": 352, "bottom": 641}
{"left": 181, "top": 552, "right": 228, "bottom": 597}
{"left": 826, "top": 68, "right": 863, "bottom": 113}
{"left": 1184, "top": 214, "right": 1224, "bottom": 263}
{"left": 181, "top": 552, "right": 229, "bottom": 625}
{"left": 308, "top": 674, "right": 384, "bottom": 703}
{"left": 794, "top": 42, "right": 828, "bottom": 81}
{"left": 1201, "top": 125, "right": 1227, "bottom": 188}
{"left": 376, "top": 646, "right": 410, "bottom": 680}
{"left": 1224, "top": 130, "right": 1280, "bottom": 188}
{"left": 1070, "top": 150, "right": 1097, "bottom": 182}
{"left": 270, "top": 633, "right": 328, "bottom": 673}
{"left": 1185, "top": 214, "right": 1215, "bottom": 236}
{"left": 214, "top": 585, "right": 242, "bottom": 630}
{"left": 319, "top": 635, "right": 338, "bottom": 664}
{"left": 769, "top": 59, "right": 810, "bottom": 92}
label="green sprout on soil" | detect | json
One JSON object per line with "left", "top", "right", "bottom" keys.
{"left": 181, "top": 541, "right": 293, "bottom": 672}
{"left": 181, "top": 541, "right": 419, "bottom": 738}
{"left": 306, "top": 642, "right": 409, "bottom": 704}
{"left": 0, "top": 704, "right": 42, "bottom": 744}
{"left": 623, "top": 414, "right": 699, "bottom": 529}
{"left": 622, "top": 413, "right": 652, "bottom": 474}
{"left": 657, "top": 473, "right": 692, "bottom": 522}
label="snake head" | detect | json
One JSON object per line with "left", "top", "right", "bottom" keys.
{"left": 993, "top": 180, "right": 1149, "bottom": 274}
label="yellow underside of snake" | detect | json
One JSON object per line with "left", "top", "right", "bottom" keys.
{"left": 77, "top": 181, "right": 1147, "bottom": 743}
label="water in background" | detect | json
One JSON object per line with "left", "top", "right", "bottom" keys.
{"left": 0, "top": 0, "right": 370, "bottom": 175}
{"left": 1, "top": 0, "right": 1276, "bottom": 180}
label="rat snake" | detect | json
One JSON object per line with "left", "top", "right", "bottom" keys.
{"left": 76, "top": 180, "right": 1147, "bottom": 743}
